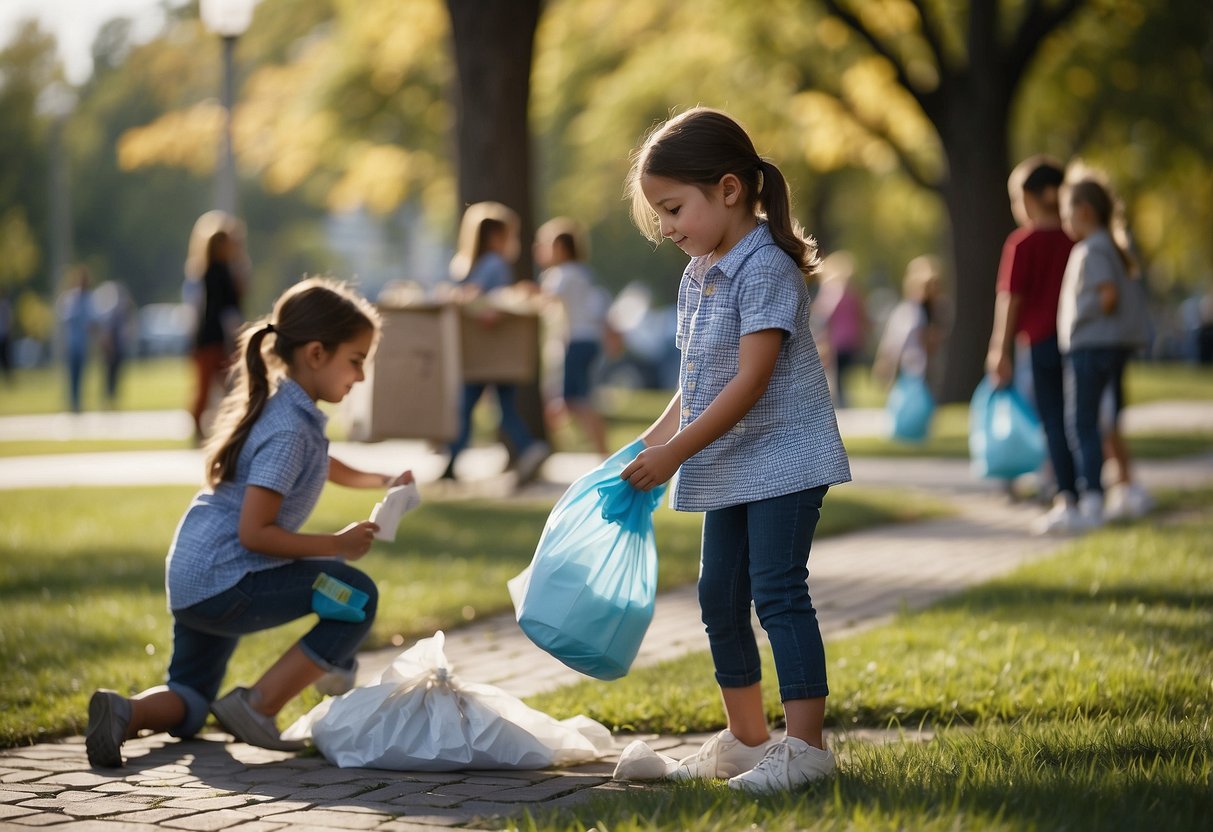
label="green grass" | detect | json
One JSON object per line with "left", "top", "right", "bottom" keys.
{"left": 0, "top": 357, "right": 194, "bottom": 416}
{"left": 0, "top": 483, "right": 939, "bottom": 748}
{"left": 517, "top": 717, "right": 1210, "bottom": 831}
{"left": 519, "top": 492, "right": 1213, "bottom": 832}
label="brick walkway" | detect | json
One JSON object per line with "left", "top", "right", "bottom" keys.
{"left": 1, "top": 425, "right": 1211, "bottom": 828}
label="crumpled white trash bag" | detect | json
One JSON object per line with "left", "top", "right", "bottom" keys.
{"left": 612, "top": 738, "right": 679, "bottom": 780}
{"left": 282, "top": 631, "right": 614, "bottom": 770}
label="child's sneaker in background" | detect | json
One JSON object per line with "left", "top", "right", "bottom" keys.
{"left": 1077, "top": 491, "right": 1105, "bottom": 529}
{"left": 1031, "top": 494, "right": 1083, "bottom": 536}
{"left": 1105, "top": 482, "right": 1152, "bottom": 521}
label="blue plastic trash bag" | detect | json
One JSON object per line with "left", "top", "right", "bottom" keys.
{"left": 887, "top": 373, "right": 934, "bottom": 443}
{"left": 508, "top": 439, "right": 665, "bottom": 680}
{"left": 969, "top": 378, "right": 1046, "bottom": 479}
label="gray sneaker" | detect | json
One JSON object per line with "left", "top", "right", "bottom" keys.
{"left": 515, "top": 441, "right": 552, "bottom": 485}
{"left": 86, "top": 690, "right": 131, "bottom": 768}
{"left": 210, "top": 687, "right": 306, "bottom": 752}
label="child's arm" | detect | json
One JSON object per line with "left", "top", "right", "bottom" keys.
{"left": 985, "top": 291, "right": 1022, "bottom": 386}
{"left": 640, "top": 391, "right": 683, "bottom": 448}
{"left": 1097, "top": 282, "right": 1119, "bottom": 315}
{"left": 623, "top": 329, "right": 782, "bottom": 491}
{"left": 238, "top": 485, "right": 378, "bottom": 561}
{"left": 328, "top": 457, "right": 414, "bottom": 489}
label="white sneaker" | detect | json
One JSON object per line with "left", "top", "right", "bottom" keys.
{"left": 514, "top": 441, "right": 551, "bottom": 485}
{"left": 1077, "top": 491, "right": 1104, "bottom": 528}
{"left": 1106, "top": 483, "right": 1152, "bottom": 521}
{"left": 728, "top": 737, "right": 836, "bottom": 794}
{"left": 1031, "top": 495, "right": 1083, "bottom": 536}
{"left": 666, "top": 730, "right": 774, "bottom": 781}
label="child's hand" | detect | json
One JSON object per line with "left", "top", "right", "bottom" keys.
{"left": 380, "top": 470, "right": 415, "bottom": 488}
{"left": 334, "top": 521, "right": 380, "bottom": 560}
{"left": 621, "top": 444, "right": 681, "bottom": 492}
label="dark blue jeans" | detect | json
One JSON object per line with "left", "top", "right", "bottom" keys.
{"left": 1066, "top": 346, "right": 1129, "bottom": 495}
{"left": 447, "top": 383, "right": 536, "bottom": 464}
{"left": 167, "top": 560, "right": 378, "bottom": 738}
{"left": 699, "top": 486, "right": 830, "bottom": 702}
{"left": 1029, "top": 335, "right": 1078, "bottom": 498}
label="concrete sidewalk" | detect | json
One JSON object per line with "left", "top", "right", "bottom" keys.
{"left": 1, "top": 419, "right": 1211, "bottom": 828}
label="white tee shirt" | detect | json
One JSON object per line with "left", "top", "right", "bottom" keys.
{"left": 541, "top": 262, "right": 607, "bottom": 343}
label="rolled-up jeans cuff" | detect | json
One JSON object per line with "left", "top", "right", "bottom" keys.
{"left": 780, "top": 683, "right": 830, "bottom": 701}
{"left": 715, "top": 669, "right": 763, "bottom": 689}
{"left": 298, "top": 638, "right": 349, "bottom": 675}
{"left": 165, "top": 681, "right": 212, "bottom": 739}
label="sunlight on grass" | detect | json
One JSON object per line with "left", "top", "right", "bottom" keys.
{"left": 0, "top": 482, "right": 937, "bottom": 746}
{"left": 521, "top": 502, "right": 1213, "bottom": 832}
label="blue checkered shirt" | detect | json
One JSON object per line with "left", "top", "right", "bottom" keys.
{"left": 671, "top": 223, "right": 851, "bottom": 511}
{"left": 166, "top": 378, "right": 331, "bottom": 610}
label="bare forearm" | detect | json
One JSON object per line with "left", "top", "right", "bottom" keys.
{"left": 641, "top": 392, "right": 683, "bottom": 447}
{"left": 328, "top": 457, "right": 391, "bottom": 489}
{"left": 988, "top": 293, "right": 1021, "bottom": 357}
{"left": 667, "top": 370, "right": 768, "bottom": 464}
{"left": 239, "top": 526, "right": 341, "bottom": 559}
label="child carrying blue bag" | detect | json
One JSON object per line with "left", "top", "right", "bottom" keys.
{"left": 509, "top": 439, "right": 665, "bottom": 681}
{"left": 969, "top": 377, "right": 1046, "bottom": 479}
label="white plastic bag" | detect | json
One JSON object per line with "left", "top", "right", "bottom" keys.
{"left": 281, "top": 631, "right": 612, "bottom": 770}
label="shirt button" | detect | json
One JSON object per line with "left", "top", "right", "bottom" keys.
{"left": 681, "top": 407, "right": 691, "bottom": 419}
{"left": 687, "top": 381, "right": 696, "bottom": 391}
{"left": 704, "top": 284, "right": 716, "bottom": 296}
{"left": 686, "top": 361, "right": 695, "bottom": 372}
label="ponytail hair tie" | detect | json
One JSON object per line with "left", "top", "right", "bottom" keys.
{"left": 264, "top": 322, "right": 275, "bottom": 334}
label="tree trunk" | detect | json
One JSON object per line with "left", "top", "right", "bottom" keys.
{"left": 445, "top": 0, "right": 540, "bottom": 281}
{"left": 445, "top": 0, "right": 546, "bottom": 443}
{"left": 933, "top": 87, "right": 1016, "bottom": 403}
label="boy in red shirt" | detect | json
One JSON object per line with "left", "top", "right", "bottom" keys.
{"left": 986, "top": 156, "right": 1082, "bottom": 534}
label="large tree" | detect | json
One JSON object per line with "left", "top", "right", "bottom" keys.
{"left": 812, "top": 0, "right": 1087, "bottom": 401}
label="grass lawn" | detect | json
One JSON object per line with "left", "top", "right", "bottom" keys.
{"left": 520, "top": 489, "right": 1213, "bottom": 831}
{"left": 0, "top": 483, "right": 940, "bottom": 748}
{"left": 0, "top": 357, "right": 194, "bottom": 416}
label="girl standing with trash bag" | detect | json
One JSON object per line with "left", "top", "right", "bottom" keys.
{"left": 620, "top": 108, "right": 851, "bottom": 794}
{"left": 85, "top": 277, "right": 413, "bottom": 769}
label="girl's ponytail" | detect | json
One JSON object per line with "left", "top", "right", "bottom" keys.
{"left": 757, "top": 159, "right": 819, "bottom": 280}
{"left": 201, "top": 277, "right": 380, "bottom": 488}
{"left": 204, "top": 323, "right": 275, "bottom": 487}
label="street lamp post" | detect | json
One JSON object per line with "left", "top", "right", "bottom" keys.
{"left": 200, "top": 0, "right": 256, "bottom": 217}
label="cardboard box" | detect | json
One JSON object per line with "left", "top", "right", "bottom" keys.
{"left": 343, "top": 305, "right": 461, "bottom": 442}
{"left": 459, "top": 308, "right": 540, "bottom": 383}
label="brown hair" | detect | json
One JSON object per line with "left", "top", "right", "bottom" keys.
{"left": 204, "top": 277, "right": 380, "bottom": 486}
{"left": 626, "top": 107, "right": 819, "bottom": 278}
{"left": 1063, "top": 168, "right": 1136, "bottom": 273}
{"left": 536, "top": 216, "right": 588, "bottom": 262}
{"left": 1008, "top": 155, "right": 1065, "bottom": 213}
{"left": 450, "top": 201, "right": 520, "bottom": 281}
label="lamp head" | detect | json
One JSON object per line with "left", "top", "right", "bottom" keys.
{"left": 200, "top": 0, "right": 257, "bottom": 37}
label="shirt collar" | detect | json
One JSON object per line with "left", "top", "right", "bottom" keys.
{"left": 693, "top": 222, "right": 771, "bottom": 283}
{"left": 277, "top": 376, "right": 329, "bottom": 431}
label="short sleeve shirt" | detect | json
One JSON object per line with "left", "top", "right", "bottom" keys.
{"left": 465, "top": 252, "right": 513, "bottom": 293}
{"left": 995, "top": 227, "right": 1073, "bottom": 344}
{"left": 165, "top": 378, "right": 330, "bottom": 610}
{"left": 1057, "top": 228, "right": 1135, "bottom": 353}
{"left": 672, "top": 223, "right": 851, "bottom": 512}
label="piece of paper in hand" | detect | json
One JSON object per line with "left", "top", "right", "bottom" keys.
{"left": 369, "top": 482, "right": 421, "bottom": 542}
